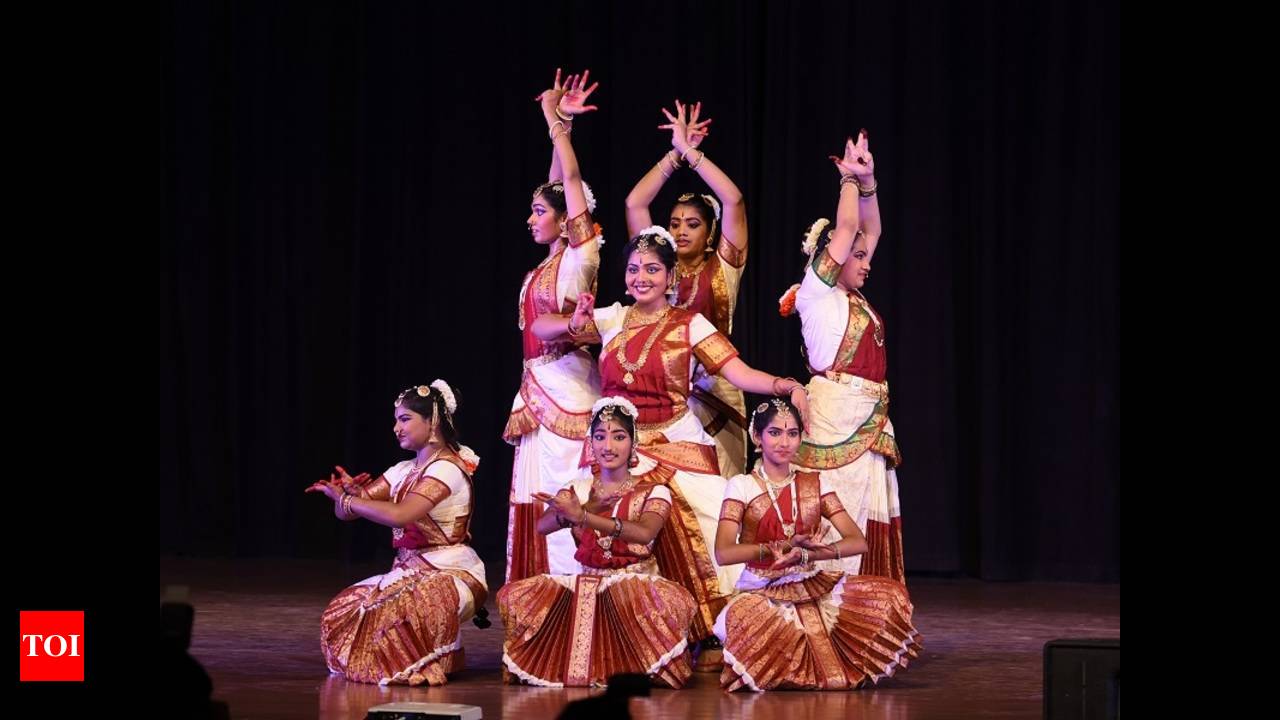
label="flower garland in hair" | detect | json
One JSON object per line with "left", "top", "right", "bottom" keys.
{"left": 456, "top": 445, "right": 481, "bottom": 473}
{"left": 779, "top": 218, "right": 832, "bottom": 317}
{"left": 801, "top": 217, "right": 830, "bottom": 258}
{"left": 430, "top": 379, "right": 458, "bottom": 414}
{"left": 747, "top": 400, "right": 767, "bottom": 439}
{"left": 539, "top": 180, "right": 598, "bottom": 214}
{"left": 590, "top": 396, "right": 640, "bottom": 424}
{"left": 702, "top": 194, "right": 721, "bottom": 221}
{"left": 636, "top": 225, "right": 675, "bottom": 246}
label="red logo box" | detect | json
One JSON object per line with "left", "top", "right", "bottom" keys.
{"left": 19, "top": 611, "right": 84, "bottom": 681}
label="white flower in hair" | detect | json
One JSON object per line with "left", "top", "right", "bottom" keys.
{"left": 430, "top": 379, "right": 458, "bottom": 414}
{"left": 702, "top": 194, "right": 721, "bottom": 221}
{"left": 801, "top": 218, "right": 830, "bottom": 257}
{"left": 591, "top": 396, "right": 640, "bottom": 420}
{"left": 637, "top": 225, "right": 676, "bottom": 246}
{"left": 456, "top": 445, "right": 481, "bottom": 473}
{"left": 581, "top": 181, "right": 598, "bottom": 214}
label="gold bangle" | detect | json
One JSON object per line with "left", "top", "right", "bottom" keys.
{"left": 567, "top": 315, "right": 589, "bottom": 337}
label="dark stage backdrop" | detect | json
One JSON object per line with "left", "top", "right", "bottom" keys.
{"left": 163, "top": 0, "right": 1118, "bottom": 581}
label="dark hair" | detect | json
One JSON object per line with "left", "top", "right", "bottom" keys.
{"left": 671, "top": 194, "right": 719, "bottom": 250}
{"left": 532, "top": 181, "right": 568, "bottom": 217}
{"left": 395, "top": 384, "right": 463, "bottom": 451}
{"left": 589, "top": 405, "right": 637, "bottom": 439}
{"left": 810, "top": 227, "right": 868, "bottom": 269}
{"left": 797, "top": 225, "right": 867, "bottom": 287}
{"left": 749, "top": 395, "right": 806, "bottom": 437}
{"left": 622, "top": 231, "right": 678, "bottom": 272}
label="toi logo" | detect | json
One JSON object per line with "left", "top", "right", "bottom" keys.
{"left": 19, "top": 611, "right": 84, "bottom": 681}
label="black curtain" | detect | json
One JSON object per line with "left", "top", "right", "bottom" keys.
{"left": 162, "top": 0, "right": 1119, "bottom": 582}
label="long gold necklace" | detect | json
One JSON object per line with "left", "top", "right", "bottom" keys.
{"left": 516, "top": 248, "right": 562, "bottom": 331}
{"left": 671, "top": 258, "right": 707, "bottom": 310}
{"left": 592, "top": 473, "right": 639, "bottom": 558}
{"left": 753, "top": 465, "right": 798, "bottom": 538}
{"left": 850, "top": 290, "right": 884, "bottom": 347}
{"left": 614, "top": 305, "right": 672, "bottom": 385}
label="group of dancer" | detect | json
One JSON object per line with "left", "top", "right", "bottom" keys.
{"left": 306, "top": 69, "right": 921, "bottom": 692}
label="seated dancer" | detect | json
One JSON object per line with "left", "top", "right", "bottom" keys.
{"left": 712, "top": 396, "right": 922, "bottom": 692}
{"left": 307, "top": 380, "right": 488, "bottom": 686}
{"left": 498, "top": 396, "right": 696, "bottom": 688}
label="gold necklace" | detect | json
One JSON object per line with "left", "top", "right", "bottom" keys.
{"left": 850, "top": 290, "right": 884, "bottom": 347}
{"left": 516, "top": 250, "right": 561, "bottom": 331}
{"left": 671, "top": 258, "right": 707, "bottom": 310}
{"left": 409, "top": 446, "right": 445, "bottom": 479}
{"left": 592, "top": 473, "right": 640, "bottom": 558}
{"left": 614, "top": 305, "right": 672, "bottom": 385}
{"left": 753, "top": 465, "right": 798, "bottom": 538}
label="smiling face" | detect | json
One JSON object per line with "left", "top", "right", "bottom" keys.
{"left": 590, "top": 417, "right": 634, "bottom": 472}
{"left": 393, "top": 405, "right": 434, "bottom": 452}
{"left": 625, "top": 249, "right": 673, "bottom": 306}
{"left": 838, "top": 232, "right": 874, "bottom": 290}
{"left": 753, "top": 409, "right": 802, "bottom": 467}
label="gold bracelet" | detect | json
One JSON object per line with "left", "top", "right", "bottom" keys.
{"left": 771, "top": 376, "right": 799, "bottom": 396}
